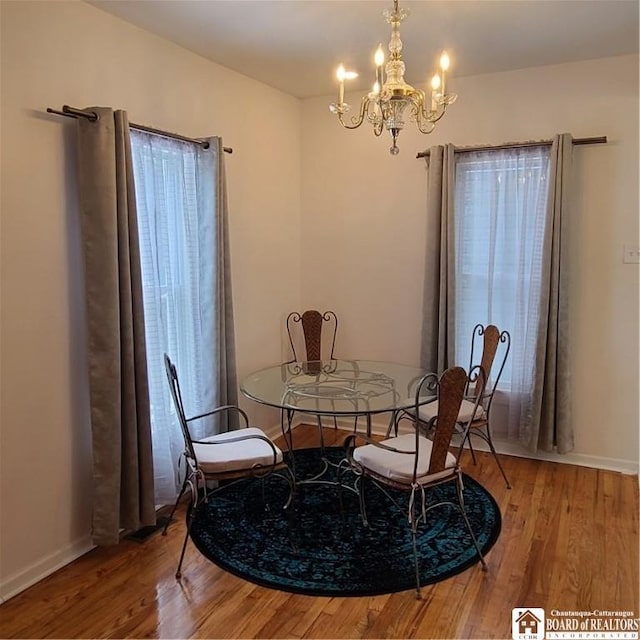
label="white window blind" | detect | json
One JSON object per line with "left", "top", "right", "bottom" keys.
{"left": 453, "top": 147, "right": 551, "bottom": 393}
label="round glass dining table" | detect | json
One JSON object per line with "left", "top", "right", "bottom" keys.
{"left": 240, "top": 359, "right": 431, "bottom": 436}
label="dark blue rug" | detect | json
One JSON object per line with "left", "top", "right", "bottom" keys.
{"left": 189, "top": 447, "right": 501, "bottom": 596}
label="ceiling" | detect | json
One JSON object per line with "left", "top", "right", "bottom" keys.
{"left": 86, "top": 0, "right": 639, "bottom": 99}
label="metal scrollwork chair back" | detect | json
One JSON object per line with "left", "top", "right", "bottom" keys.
{"left": 286, "top": 310, "right": 338, "bottom": 363}
{"left": 162, "top": 354, "right": 294, "bottom": 579}
{"left": 285, "top": 310, "right": 341, "bottom": 436}
{"left": 342, "top": 366, "right": 489, "bottom": 598}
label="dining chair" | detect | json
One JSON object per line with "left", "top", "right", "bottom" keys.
{"left": 342, "top": 365, "right": 488, "bottom": 598}
{"left": 286, "top": 310, "right": 338, "bottom": 363}
{"left": 285, "top": 310, "right": 341, "bottom": 438}
{"left": 397, "top": 324, "right": 512, "bottom": 488}
{"left": 162, "top": 354, "right": 294, "bottom": 579}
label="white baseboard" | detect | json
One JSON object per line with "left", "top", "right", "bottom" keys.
{"left": 466, "top": 437, "right": 639, "bottom": 476}
{"left": 0, "top": 535, "right": 95, "bottom": 603}
{"left": 267, "top": 416, "right": 639, "bottom": 476}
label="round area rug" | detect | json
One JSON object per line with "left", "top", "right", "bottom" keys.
{"left": 189, "top": 447, "right": 501, "bottom": 597}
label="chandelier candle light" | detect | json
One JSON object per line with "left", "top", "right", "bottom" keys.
{"left": 330, "top": 0, "right": 457, "bottom": 155}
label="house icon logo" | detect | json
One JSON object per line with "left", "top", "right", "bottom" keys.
{"left": 512, "top": 608, "right": 545, "bottom": 640}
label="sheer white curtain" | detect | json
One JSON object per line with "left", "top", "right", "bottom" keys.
{"left": 130, "top": 132, "right": 219, "bottom": 504}
{"left": 452, "top": 147, "right": 551, "bottom": 441}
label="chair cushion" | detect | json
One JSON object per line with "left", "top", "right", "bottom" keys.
{"left": 404, "top": 398, "right": 487, "bottom": 423}
{"left": 353, "top": 433, "right": 456, "bottom": 485}
{"left": 193, "top": 427, "right": 283, "bottom": 474}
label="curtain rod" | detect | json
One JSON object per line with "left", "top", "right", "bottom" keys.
{"left": 415, "top": 136, "right": 607, "bottom": 159}
{"left": 47, "top": 105, "right": 233, "bottom": 154}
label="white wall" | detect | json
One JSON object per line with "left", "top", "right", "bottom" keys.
{"left": 301, "top": 55, "right": 639, "bottom": 467}
{"left": 0, "top": 0, "right": 301, "bottom": 599}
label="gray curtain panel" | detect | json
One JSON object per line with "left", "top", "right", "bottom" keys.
{"left": 420, "top": 143, "right": 456, "bottom": 374}
{"left": 529, "top": 133, "right": 574, "bottom": 453}
{"left": 76, "top": 107, "right": 156, "bottom": 545}
{"left": 207, "top": 137, "right": 239, "bottom": 432}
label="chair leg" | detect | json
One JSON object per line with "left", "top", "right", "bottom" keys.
{"left": 336, "top": 461, "right": 349, "bottom": 522}
{"left": 466, "top": 432, "right": 478, "bottom": 464}
{"left": 411, "top": 527, "right": 422, "bottom": 599}
{"left": 356, "top": 475, "right": 369, "bottom": 527}
{"left": 385, "top": 412, "right": 397, "bottom": 438}
{"left": 394, "top": 410, "right": 403, "bottom": 436}
{"left": 279, "top": 468, "right": 298, "bottom": 553}
{"left": 281, "top": 408, "right": 297, "bottom": 479}
{"left": 282, "top": 466, "right": 296, "bottom": 511}
{"left": 484, "top": 427, "right": 511, "bottom": 489}
{"left": 175, "top": 519, "right": 191, "bottom": 580}
{"left": 409, "top": 496, "right": 422, "bottom": 599}
{"left": 316, "top": 415, "right": 325, "bottom": 455}
{"left": 391, "top": 410, "right": 409, "bottom": 437}
{"left": 175, "top": 477, "right": 200, "bottom": 580}
{"left": 162, "top": 475, "right": 188, "bottom": 536}
{"left": 455, "top": 475, "right": 487, "bottom": 571}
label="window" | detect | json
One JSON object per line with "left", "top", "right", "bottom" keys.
{"left": 453, "top": 147, "right": 551, "bottom": 389}
{"left": 131, "top": 131, "right": 218, "bottom": 504}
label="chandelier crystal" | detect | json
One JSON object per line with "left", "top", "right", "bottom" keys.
{"left": 329, "top": 0, "right": 457, "bottom": 155}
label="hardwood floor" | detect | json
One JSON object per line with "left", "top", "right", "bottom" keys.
{"left": 0, "top": 425, "right": 637, "bottom": 639}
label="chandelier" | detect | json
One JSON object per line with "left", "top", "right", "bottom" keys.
{"left": 329, "top": 0, "right": 457, "bottom": 155}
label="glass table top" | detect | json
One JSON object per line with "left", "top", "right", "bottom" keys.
{"left": 240, "top": 359, "right": 431, "bottom": 416}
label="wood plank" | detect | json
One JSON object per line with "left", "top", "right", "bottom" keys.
{"left": 0, "top": 425, "right": 637, "bottom": 639}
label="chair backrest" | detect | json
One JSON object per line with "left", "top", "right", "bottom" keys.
{"left": 164, "top": 354, "right": 197, "bottom": 462}
{"left": 286, "top": 310, "right": 338, "bottom": 362}
{"left": 414, "top": 366, "right": 467, "bottom": 475}
{"left": 468, "top": 324, "right": 511, "bottom": 407}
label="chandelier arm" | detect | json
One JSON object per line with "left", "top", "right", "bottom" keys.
{"left": 337, "top": 96, "right": 370, "bottom": 130}
{"left": 417, "top": 105, "right": 447, "bottom": 130}
{"left": 412, "top": 91, "right": 447, "bottom": 133}
{"left": 414, "top": 116, "right": 437, "bottom": 135}
{"left": 430, "top": 108, "right": 448, "bottom": 124}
